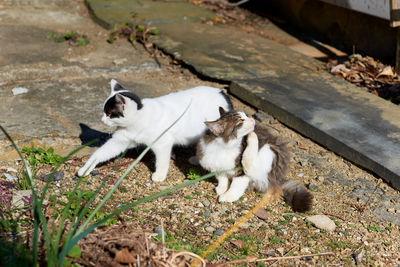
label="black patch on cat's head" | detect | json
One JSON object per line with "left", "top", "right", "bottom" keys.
{"left": 119, "top": 91, "right": 143, "bottom": 110}
{"left": 103, "top": 91, "right": 143, "bottom": 119}
{"left": 104, "top": 95, "right": 125, "bottom": 118}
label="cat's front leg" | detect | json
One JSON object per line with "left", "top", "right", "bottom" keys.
{"left": 242, "top": 132, "right": 258, "bottom": 177}
{"left": 78, "top": 136, "right": 134, "bottom": 177}
{"left": 215, "top": 175, "right": 229, "bottom": 195}
{"left": 219, "top": 176, "right": 250, "bottom": 203}
{"left": 151, "top": 142, "right": 173, "bottom": 182}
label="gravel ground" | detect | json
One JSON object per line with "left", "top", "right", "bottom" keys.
{"left": 1, "top": 91, "right": 400, "bottom": 265}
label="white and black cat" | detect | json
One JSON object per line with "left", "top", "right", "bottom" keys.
{"left": 78, "top": 79, "right": 233, "bottom": 182}
{"left": 197, "top": 108, "right": 312, "bottom": 212}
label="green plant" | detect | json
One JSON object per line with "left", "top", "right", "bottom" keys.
{"left": 47, "top": 31, "right": 90, "bottom": 46}
{"left": 107, "top": 12, "right": 160, "bottom": 65}
{"left": 21, "top": 146, "right": 63, "bottom": 167}
{"left": 268, "top": 236, "right": 283, "bottom": 244}
{"left": 365, "top": 225, "right": 383, "bottom": 232}
{"left": 186, "top": 167, "right": 202, "bottom": 180}
{"left": 0, "top": 104, "right": 239, "bottom": 266}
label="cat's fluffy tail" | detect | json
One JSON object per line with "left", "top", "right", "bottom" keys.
{"left": 282, "top": 180, "right": 312, "bottom": 212}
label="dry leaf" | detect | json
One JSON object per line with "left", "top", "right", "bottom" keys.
{"left": 254, "top": 208, "right": 269, "bottom": 220}
{"left": 376, "top": 66, "right": 394, "bottom": 78}
{"left": 114, "top": 248, "right": 135, "bottom": 263}
{"left": 230, "top": 239, "right": 244, "bottom": 249}
{"left": 330, "top": 64, "right": 350, "bottom": 76}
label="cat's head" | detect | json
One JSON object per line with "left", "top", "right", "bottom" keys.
{"left": 101, "top": 79, "right": 143, "bottom": 127}
{"left": 205, "top": 107, "right": 255, "bottom": 143}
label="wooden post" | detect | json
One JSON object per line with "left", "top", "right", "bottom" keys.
{"left": 391, "top": 0, "right": 400, "bottom": 73}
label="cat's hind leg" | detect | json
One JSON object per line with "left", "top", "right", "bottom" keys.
{"left": 78, "top": 136, "right": 134, "bottom": 177}
{"left": 219, "top": 176, "right": 250, "bottom": 202}
{"left": 215, "top": 175, "right": 229, "bottom": 195}
{"left": 151, "top": 142, "right": 173, "bottom": 182}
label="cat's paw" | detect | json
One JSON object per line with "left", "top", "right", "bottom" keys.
{"left": 188, "top": 156, "right": 199, "bottom": 165}
{"left": 218, "top": 192, "right": 240, "bottom": 203}
{"left": 152, "top": 172, "right": 167, "bottom": 182}
{"left": 215, "top": 184, "right": 228, "bottom": 195}
{"left": 246, "top": 131, "right": 257, "bottom": 144}
{"left": 78, "top": 167, "right": 90, "bottom": 177}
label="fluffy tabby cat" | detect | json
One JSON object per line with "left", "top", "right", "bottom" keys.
{"left": 197, "top": 107, "right": 312, "bottom": 212}
{"left": 78, "top": 79, "right": 233, "bottom": 182}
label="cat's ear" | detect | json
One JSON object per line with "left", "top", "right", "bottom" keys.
{"left": 110, "top": 79, "right": 125, "bottom": 93}
{"left": 219, "top": 107, "right": 227, "bottom": 116}
{"left": 115, "top": 94, "right": 126, "bottom": 105}
{"left": 205, "top": 121, "right": 224, "bottom": 136}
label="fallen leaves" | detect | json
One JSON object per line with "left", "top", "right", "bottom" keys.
{"left": 328, "top": 54, "right": 400, "bottom": 104}
{"left": 114, "top": 248, "right": 135, "bottom": 264}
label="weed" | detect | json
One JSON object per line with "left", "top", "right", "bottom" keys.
{"left": 383, "top": 241, "right": 391, "bottom": 246}
{"left": 186, "top": 167, "right": 202, "bottom": 180}
{"left": 108, "top": 12, "right": 160, "bottom": 65}
{"left": 327, "top": 241, "right": 352, "bottom": 251}
{"left": 269, "top": 236, "right": 283, "bottom": 244}
{"left": 283, "top": 214, "right": 293, "bottom": 221}
{"left": 184, "top": 195, "right": 193, "bottom": 200}
{"left": 21, "top": 146, "right": 63, "bottom": 167}
{"left": 365, "top": 225, "right": 383, "bottom": 232}
{"left": 47, "top": 31, "right": 90, "bottom": 46}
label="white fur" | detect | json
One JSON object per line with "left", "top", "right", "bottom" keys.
{"left": 198, "top": 112, "right": 275, "bottom": 202}
{"left": 78, "top": 80, "right": 231, "bottom": 181}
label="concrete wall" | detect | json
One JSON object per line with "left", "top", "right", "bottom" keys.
{"left": 245, "top": 0, "right": 397, "bottom": 65}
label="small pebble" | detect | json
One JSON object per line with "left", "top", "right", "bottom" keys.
{"left": 154, "top": 226, "right": 165, "bottom": 236}
{"left": 6, "top": 167, "right": 18, "bottom": 173}
{"left": 4, "top": 173, "right": 18, "bottom": 181}
{"left": 306, "top": 215, "right": 336, "bottom": 232}
{"left": 214, "top": 229, "right": 224, "bottom": 236}
{"left": 203, "top": 211, "right": 211, "bottom": 217}
{"left": 205, "top": 226, "right": 215, "bottom": 233}
{"left": 145, "top": 182, "right": 151, "bottom": 187}
{"left": 387, "top": 208, "right": 395, "bottom": 213}
{"left": 40, "top": 171, "right": 64, "bottom": 181}
{"left": 158, "top": 185, "right": 169, "bottom": 191}
{"left": 90, "top": 170, "right": 100, "bottom": 176}
{"left": 12, "top": 87, "right": 29, "bottom": 95}
{"left": 202, "top": 199, "right": 211, "bottom": 207}
{"left": 297, "top": 173, "right": 304, "bottom": 177}
{"left": 281, "top": 229, "right": 288, "bottom": 235}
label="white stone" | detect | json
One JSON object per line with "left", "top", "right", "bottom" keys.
{"left": 6, "top": 167, "right": 18, "bottom": 173}
{"left": 12, "top": 87, "right": 29, "bottom": 95}
{"left": 4, "top": 173, "right": 18, "bottom": 181}
{"left": 306, "top": 215, "right": 336, "bottom": 232}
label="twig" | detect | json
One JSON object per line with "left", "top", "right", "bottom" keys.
{"left": 270, "top": 245, "right": 297, "bottom": 266}
{"left": 323, "top": 213, "right": 347, "bottom": 222}
{"left": 213, "top": 252, "right": 334, "bottom": 266}
{"left": 170, "top": 251, "right": 206, "bottom": 267}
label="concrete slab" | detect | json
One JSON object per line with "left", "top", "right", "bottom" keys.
{"left": 154, "top": 22, "right": 324, "bottom": 81}
{"left": 85, "top": 0, "right": 216, "bottom": 29}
